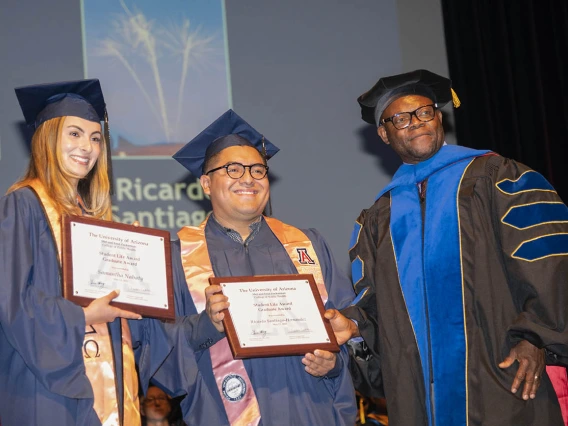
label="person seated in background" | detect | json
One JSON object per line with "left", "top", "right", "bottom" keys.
{"left": 141, "top": 386, "right": 186, "bottom": 426}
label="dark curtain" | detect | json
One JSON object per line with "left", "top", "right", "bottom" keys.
{"left": 441, "top": 0, "right": 568, "bottom": 201}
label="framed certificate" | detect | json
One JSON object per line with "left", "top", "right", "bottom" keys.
{"left": 209, "top": 274, "right": 340, "bottom": 358}
{"left": 62, "top": 215, "right": 175, "bottom": 320}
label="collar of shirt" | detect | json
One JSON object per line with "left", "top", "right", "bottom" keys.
{"left": 209, "top": 214, "right": 263, "bottom": 245}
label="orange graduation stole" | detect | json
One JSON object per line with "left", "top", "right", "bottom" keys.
{"left": 177, "top": 215, "right": 328, "bottom": 426}
{"left": 27, "top": 179, "right": 140, "bottom": 426}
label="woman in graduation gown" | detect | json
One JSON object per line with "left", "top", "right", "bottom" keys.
{"left": 0, "top": 79, "right": 165, "bottom": 426}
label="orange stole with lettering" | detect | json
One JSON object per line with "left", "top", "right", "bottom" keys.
{"left": 177, "top": 215, "right": 328, "bottom": 426}
{"left": 27, "top": 179, "right": 140, "bottom": 426}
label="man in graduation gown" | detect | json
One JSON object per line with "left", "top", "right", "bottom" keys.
{"left": 325, "top": 69, "right": 568, "bottom": 425}
{"left": 152, "top": 110, "right": 357, "bottom": 425}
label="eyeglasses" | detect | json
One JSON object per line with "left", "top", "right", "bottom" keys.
{"left": 205, "top": 162, "right": 269, "bottom": 180}
{"left": 144, "top": 396, "right": 168, "bottom": 404}
{"left": 381, "top": 104, "right": 437, "bottom": 130}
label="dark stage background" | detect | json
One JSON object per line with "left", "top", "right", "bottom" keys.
{"left": 443, "top": 0, "right": 568, "bottom": 201}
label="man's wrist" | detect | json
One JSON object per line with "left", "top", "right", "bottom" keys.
{"left": 350, "top": 318, "right": 361, "bottom": 339}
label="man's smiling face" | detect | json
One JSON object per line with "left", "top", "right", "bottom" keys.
{"left": 200, "top": 145, "right": 269, "bottom": 226}
{"left": 378, "top": 94, "right": 445, "bottom": 164}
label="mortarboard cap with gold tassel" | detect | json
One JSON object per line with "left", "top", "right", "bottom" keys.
{"left": 357, "top": 69, "right": 461, "bottom": 126}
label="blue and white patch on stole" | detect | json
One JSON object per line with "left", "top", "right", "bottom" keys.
{"left": 222, "top": 374, "right": 247, "bottom": 402}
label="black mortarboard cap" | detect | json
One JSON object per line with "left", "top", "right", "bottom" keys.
{"left": 357, "top": 69, "right": 460, "bottom": 125}
{"left": 173, "top": 109, "right": 279, "bottom": 177}
{"left": 15, "top": 79, "right": 106, "bottom": 129}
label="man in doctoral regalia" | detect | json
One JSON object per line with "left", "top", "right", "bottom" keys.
{"left": 325, "top": 69, "right": 568, "bottom": 425}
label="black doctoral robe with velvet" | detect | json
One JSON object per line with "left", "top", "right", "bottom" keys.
{"left": 344, "top": 150, "right": 568, "bottom": 426}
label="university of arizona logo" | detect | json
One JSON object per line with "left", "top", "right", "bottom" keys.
{"left": 222, "top": 374, "right": 246, "bottom": 402}
{"left": 296, "top": 248, "right": 315, "bottom": 264}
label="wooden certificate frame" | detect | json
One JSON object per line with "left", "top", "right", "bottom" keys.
{"left": 62, "top": 215, "right": 175, "bottom": 321}
{"left": 209, "top": 274, "right": 339, "bottom": 359}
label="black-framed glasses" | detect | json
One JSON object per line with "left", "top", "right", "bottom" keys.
{"left": 381, "top": 104, "right": 437, "bottom": 130}
{"left": 205, "top": 162, "right": 269, "bottom": 180}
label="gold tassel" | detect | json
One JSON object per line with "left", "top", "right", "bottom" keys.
{"left": 260, "top": 136, "right": 273, "bottom": 216}
{"left": 451, "top": 88, "right": 461, "bottom": 108}
{"left": 359, "top": 396, "right": 366, "bottom": 424}
{"left": 261, "top": 136, "right": 267, "bottom": 161}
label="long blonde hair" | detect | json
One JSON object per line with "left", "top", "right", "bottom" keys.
{"left": 8, "top": 116, "right": 112, "bottom": 219}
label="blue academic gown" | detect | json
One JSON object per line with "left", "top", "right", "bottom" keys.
{"left": 0, "top": 188, "right": 170, "bottom": 426}
{"left": 155, "top": 219, "right": 357, "bottom": 426}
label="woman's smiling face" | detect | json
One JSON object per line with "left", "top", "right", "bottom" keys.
{"left": 59, "top": 116, "right": 102, "bottom": 185}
